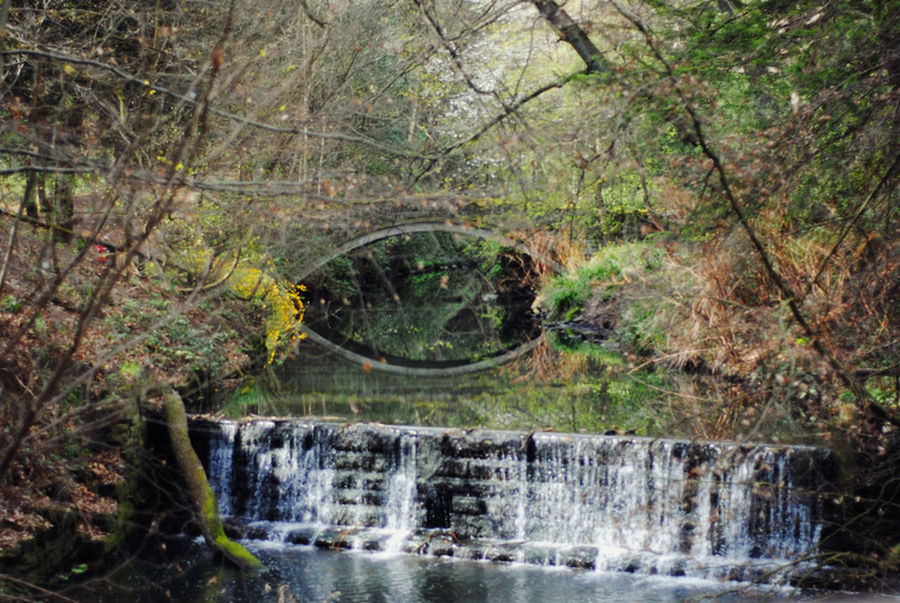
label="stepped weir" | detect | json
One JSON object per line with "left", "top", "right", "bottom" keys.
{"left": 189, "top": 419, "right": 835, "bottom": 584}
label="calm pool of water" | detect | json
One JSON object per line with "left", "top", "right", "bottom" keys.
{"left": 86, "top": 537, "right": 819, "bottom": 602}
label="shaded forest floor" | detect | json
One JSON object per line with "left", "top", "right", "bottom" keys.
{"left": 0, "top": 215, "right": 259, "bottom": 557}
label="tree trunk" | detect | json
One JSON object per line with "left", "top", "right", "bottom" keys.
{"left": 530, "top": 0, "right": 608, "bottom": 74}
{"left": 162, "top": 387, "right": 262, "bottom": 570}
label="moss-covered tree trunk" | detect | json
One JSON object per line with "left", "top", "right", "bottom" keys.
{"left": 162, "top": 387, "right": 261, "bottom": 570}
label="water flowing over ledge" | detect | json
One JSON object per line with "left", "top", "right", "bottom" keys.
{"left": 188, "top": 419, "right": 835, "bottom": 584}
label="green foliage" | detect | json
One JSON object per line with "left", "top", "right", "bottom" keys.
{"left": 69, "top": 563, "right": 88, "bottom": 576}
{"left": 595, "top": 170, "right": 653, "bottom": 240}
{"left": 1, "top": 294, "right": 22, "bottom": 314}
{"left": 222, "top": 383, "right": 265, "bottom": 418}
{"left": 103, "top": 292, "right": 245, "bottom": 401}
{"left": 618, "top": 300, "right": 665, "bottom": 356}
{"left": 549, "top": 334, "right": 626, "bottom": 368}
{"left": 540, "top": 242, "right": 664, "bottom": 321}
{"left": 31, "top": 313, "right": 47, "bottom": 335}
{"left": 119, "top": 361, "right": 142, "bottom": 381}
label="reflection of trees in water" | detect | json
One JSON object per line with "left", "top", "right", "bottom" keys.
{"left": 303, "top": 232, "right": 541, "bottom": 362}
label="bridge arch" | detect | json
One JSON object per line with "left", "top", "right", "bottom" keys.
{"left": 295, "top": 221, "right": 564, "bottom": 282}
{"left": 296, "top": 221, "right": 562, "bottom": 376}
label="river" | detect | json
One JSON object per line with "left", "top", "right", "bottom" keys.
{"left": 87, "top": 535, "right": 817, "bottom": 602}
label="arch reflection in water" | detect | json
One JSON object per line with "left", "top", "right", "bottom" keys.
{"left": 299, "top": 225, "right": 551, "bottom": 375}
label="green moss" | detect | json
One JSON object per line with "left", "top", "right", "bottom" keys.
{"left": 214, "top": 533, "right": 263, "bottom": 568}
{"left": 163, "top": 388, "right": 262, "bottom": 570}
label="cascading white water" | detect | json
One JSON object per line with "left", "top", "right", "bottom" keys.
{"left": 194, "top": 419, "right": 831, "bottom": 583}
{"left": 383, "top": 431, "right": 418, "bottom": 552}
{"left": 205, "top": 421, "right": 237, "bottom": 517}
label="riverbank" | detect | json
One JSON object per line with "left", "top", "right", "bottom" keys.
{"left": 2, "top": 214, "right": 899, "bottom": 597}
{"left": 0, "top": 215, "right": 264, "bottom": 583}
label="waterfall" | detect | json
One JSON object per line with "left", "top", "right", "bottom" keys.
{"left": 191, "top": 419, "right": 832, "bottom": 583}
{"left": 205, "top": 420, "right": 236, "bottom": 517}
{"left": 383, "top": 432, "right": 417, "bottom": 552}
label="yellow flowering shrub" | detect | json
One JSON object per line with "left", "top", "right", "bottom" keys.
{"left": 228, "top": 263, "right": 306, "bottom": 365}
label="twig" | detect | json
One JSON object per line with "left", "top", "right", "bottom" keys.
{"left": 0, "top": 170, "right": 35, "bottom": 296}
{"left": 299, "top": 0, "right": 327, "bottom": 27}
{"left": 805, "top": 151, "right": 900, "bottom": 299}
{"left": 0, "top": 574, "right": 77, "bottom": 602}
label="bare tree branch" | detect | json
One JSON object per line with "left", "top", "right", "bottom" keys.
{"left": 299, "top": 0, "right": 328, "bottom": 28}
{"left": 805, "top": 151, "right": 900, "bottom": 299}
{"left": 1, "top": 48, "right": 424, "bottom": 159}
{"left": 413, "top": 78, "right": 565, "bottom": 184}
{"left": 408, "top": 0, "right": 616, "bottom": 184}
{"left": 0, "top": 170, "right": 34, "bottom": 296}
{"left": 0, "top": 166, "right": 97, "bottom": 175}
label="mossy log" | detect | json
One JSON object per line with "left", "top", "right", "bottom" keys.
{"left": 162, "top": 387, "right": 262, "bottom": 571}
